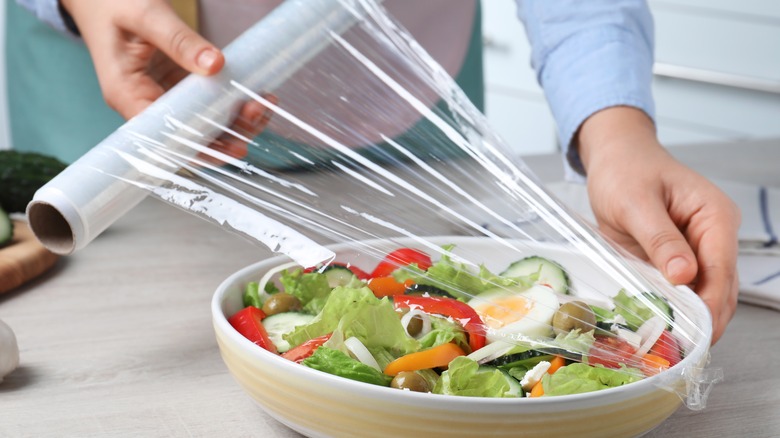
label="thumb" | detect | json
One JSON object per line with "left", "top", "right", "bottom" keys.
{"left": 618, "top": 200, "right": 698, "bottom": 286}
{"left": 132, "top": 2, "right": 224, "bottom": 76}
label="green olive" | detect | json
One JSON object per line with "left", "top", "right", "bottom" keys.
{"left": 390, "top": 371, "right": 431, "bottom": 393}
{"left": 405, "top": 314, "right": 423, "bottom": 337}
{"left": 262, "top": 292, "right": 302, "bottom": 316}
{"left": 552, "top": 301, "right": 596, "bottom": 336}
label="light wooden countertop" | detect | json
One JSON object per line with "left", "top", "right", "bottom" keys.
{"left": 2, "top": 140, "right": 779, "bottom": 437}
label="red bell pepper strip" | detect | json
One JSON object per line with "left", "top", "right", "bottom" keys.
{"left": 393, "top": 295, "right": 486, "bottom": 352}
{"left": 228, "top": 306, "right": 278, "bottom": 354}
{"left": 282, "top": 333, "right": 333, "bottom": 363}
{"left": 648, "top": 330, "right": 682, "bottom": 367}
{"left": 371, "top": 248, "right": 432, "bottom": 278}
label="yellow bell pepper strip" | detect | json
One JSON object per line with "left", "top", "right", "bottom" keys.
{"left": 393, "top": 295, "right": 486, "bottom": 352}
{"left": 641, "top": 353, "right": 671, "bottom": 376}
{"left": 228, "top": 306, "right": 278, "bottom": 354}
{"left": 547, "top": 355, "right": 566, "bottom": 375}
{"left": 384, "top": 342, "right": 466, "bottom": 376}
{"left": 529, "top": 380, "right": 544, "bottom": 397}
{"left": 367, "top": 277, "right": 413, "bottom": 298}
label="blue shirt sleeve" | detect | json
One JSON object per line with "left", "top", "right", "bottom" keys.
{"left": 515, "top": 0, "right": 656, "bottom": 180}
{"left": 15, "top": 0, "right": 71, "bottom": 34}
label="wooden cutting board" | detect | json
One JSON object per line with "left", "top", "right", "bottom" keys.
{"left": 0, "top": 220, "right": 59, "bottom": 294}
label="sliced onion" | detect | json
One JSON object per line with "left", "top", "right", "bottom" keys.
{"left": 632, "top": 316, "right": 667, "bottom": 360}
{"left": 344, "top": 337, "right": 381, "bottom": 371}
{"left": 257, "top": 261, "right": 300, "bottom": 297}
{"left": 466, "top": 340, "right": 515, "bottom": 364}
{"left": 400, "top": 309, "right": 432, "bottom": 339}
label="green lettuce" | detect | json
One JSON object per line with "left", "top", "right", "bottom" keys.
{"left": 393, "top": 245, "right": 531, "bottom": 300}
{"left": 302, "top": 347, "right": 392, "bottom": 386}
{"left": 279, "top": 269, "right": 333, "bottom": 314}
{"left": 242, "top": 281, "right": 263, "bottom": 308}
{"left": 611, "top": 289, "right": 665, "bottom": 331}
{"left": 284, "top": 287, "right": 418, "bottom": 355}
{"left": 541, "top": 363, "right": 642, "bottom": 396}
{"left": 417, "top": 315, "right": 470, "bottom": 352}
{"left": 433, "top": 356, "right": 519, "bottom": 398}
{"left": 551, "top": 329, "right": 596, "bottom": 356}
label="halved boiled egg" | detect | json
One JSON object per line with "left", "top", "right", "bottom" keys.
{"left": 468, "top": 284, "right": 560, "bottom": 342}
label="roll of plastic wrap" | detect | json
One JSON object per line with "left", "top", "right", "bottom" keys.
{"left": 27, "top": 0, "right": 367, "bottom": 257}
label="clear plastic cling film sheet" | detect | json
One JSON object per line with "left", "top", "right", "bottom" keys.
{"left": 31, "top": 0, "right": 719, "bottom": 408}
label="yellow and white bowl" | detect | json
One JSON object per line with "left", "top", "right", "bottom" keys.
{"left": 212, "top": 237, "right": 713, "bottom": 438}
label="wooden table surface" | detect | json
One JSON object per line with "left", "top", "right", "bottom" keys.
{"left": 2, "top": 140, "right": 779, "bottom": 437}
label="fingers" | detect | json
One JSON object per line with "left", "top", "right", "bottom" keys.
{"left": 197, "top": 95, "right": 278, "bottom": 165}
{"left": 122, "top": 1, "right": 224, "bottom": 76}
{"left": 689, "top": 204, "right": 740, "bottom": 344}
{"left": 616, "top": 195, "right": 699, "bottom": 286}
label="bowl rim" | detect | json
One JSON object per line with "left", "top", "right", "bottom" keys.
{"left": 212, "top": 235, "right": 712, "bottom": 409}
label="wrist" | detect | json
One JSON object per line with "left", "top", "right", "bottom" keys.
{"left": 576, "top": 106, "right": 660, "bottom": 173}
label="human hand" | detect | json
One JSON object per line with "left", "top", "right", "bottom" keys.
{"left": 61, "top": 0, "right": 270, "bottom": 159}
{"left": 577, "top": 107, "right": 740, "bottom": 344}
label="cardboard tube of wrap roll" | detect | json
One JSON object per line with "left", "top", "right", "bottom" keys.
{"left": 26, "top": 0, "right": 369, "bottom": 255}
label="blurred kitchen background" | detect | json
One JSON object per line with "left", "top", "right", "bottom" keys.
{"left": 482, "top": 0, "right": 780, "bottom": 155}
{"left": 1, "top": 0, "right": 778, "bottom": 154}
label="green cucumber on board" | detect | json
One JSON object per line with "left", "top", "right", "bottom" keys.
{"left": 0, "top": 206, "right": 13, "bottom": 247}
{"left": 262, "top": 312, "right": 316, "bottom": 353}
{"left": 501, "top": 256, "right": 570, "bottom": 294}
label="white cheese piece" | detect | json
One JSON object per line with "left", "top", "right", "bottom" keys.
{"left": 616, "top": 328, "right": 643, "bottom": 350}
{"left": 520, "top": 360, "right": 551, "bottom": 391}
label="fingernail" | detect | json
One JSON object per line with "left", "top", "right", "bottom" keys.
{"left": 197, "top": 49, "right": 219, "bottom": 71}
{"left": 666, "top": 256, "right": 689, "bottom": 280}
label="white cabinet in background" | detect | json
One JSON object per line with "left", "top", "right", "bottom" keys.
{"left": 480, "top": 0, "right": 780, "bottom": 156}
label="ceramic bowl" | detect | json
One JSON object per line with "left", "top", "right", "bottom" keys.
{"left": 212, "top": 236, "right": 712, "bottom": 438}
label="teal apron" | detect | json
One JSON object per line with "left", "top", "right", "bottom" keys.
{"left": 5, "top": 1, "right": 483, "bottom": 165}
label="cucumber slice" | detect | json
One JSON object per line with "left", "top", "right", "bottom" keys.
{"left": 0, "top": 206, "right": 13, "bottom": 247}
{"left": 322, "top": 265, "right": 358, "bottom": 288}
{"left": 641, "top": 292, "right": 674, "bottom": 330}
{"left": 501, "top": 256, "right": 570, "bottom": 294}
{"left": 262, "top": 312, "right": 316, "bottom": 353}
{"left": 404, "top": 283, "right": 456, "bottom": 299}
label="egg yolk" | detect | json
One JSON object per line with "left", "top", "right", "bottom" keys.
{"left": 473, "top": 296, "right": 533, "bottom": 329}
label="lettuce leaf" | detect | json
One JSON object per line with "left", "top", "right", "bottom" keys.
{"left": 284, "top": 287, "right": 418, "bottom": 355}
{"left": 433, "top": 356, "right": 519, "bottom": 398}
{"left": 417, "top": 315, "right": 470, "bottom": 352}
{"left": 302, "top": 347, "right": 392, "bottom": 386}
{"left": 541, "top": 363, "right": 642, "bottom": 396}
{"left": 393, "top": 245, "right": 531, "bottom": 300}
{"left": 612, "top": 289, "right": 662, "bottom": 331}
{"left": 279, "top": 269, "right": 332, "bottom": 314}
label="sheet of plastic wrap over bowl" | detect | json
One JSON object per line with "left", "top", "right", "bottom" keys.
{"left": 28, "top": 0, "right": 721, "bottom": 420}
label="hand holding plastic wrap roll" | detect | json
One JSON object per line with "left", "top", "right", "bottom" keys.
{"left": 23, "top": 0, "right": 736, "bottom": 433}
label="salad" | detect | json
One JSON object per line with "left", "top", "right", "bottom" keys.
{"left": 227, "top": 245, "right": 683, "bottom": 398}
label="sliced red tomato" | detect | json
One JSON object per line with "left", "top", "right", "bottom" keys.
{"left": 649, "top": 330, "right": 682, "bottom": 367}
{"left": 281, "top": 333, "right": 333, "bottom": 363}
{"left": 228, "top": 306, "right": 278, "bottom": 354}
{"left": 587, "top": 336, "right": 637, "bottom": 369}
{"left": 371, "top": 248, "right": 432, "bottom": 278}
{"left": 393, "top": 295, "right": 486, "bottom": 353}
